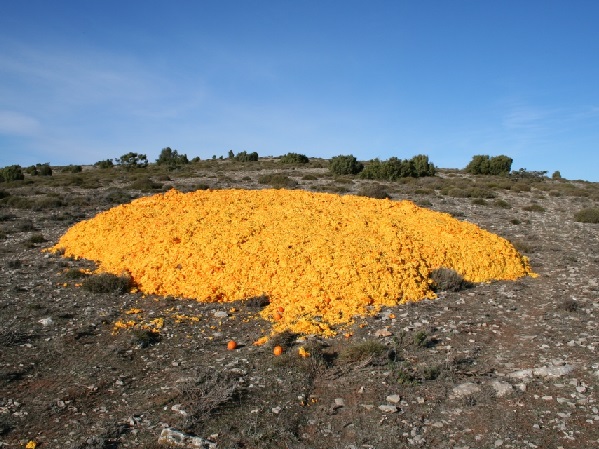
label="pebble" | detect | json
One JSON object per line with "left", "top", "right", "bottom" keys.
{"left": 158, "top": 428, "right": 216, "bottom": 448}
{"left": 490, "top": 381, "right": 514, "bottom": 397}
{"left": 375, "top": 328, "right": 393, "bottom": 337}
{"left": 451, "top": 382, "right": 480, "bottom": 398}
{"left": 386, "top": 394, "right": 401, "bottom": 403}
{"left": 378, "top": 405, "right": 399, "bottom": 413}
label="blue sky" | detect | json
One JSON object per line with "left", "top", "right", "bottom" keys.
{"left": 1, "top": 1, "right": 598, "bottom": 181}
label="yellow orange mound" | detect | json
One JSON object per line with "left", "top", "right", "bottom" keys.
{"left": 49, "top": 189, "right": 535, "bottom": 335}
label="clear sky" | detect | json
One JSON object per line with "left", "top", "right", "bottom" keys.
{"left": 1, "top": 1, "right": 598, "bottom": 181}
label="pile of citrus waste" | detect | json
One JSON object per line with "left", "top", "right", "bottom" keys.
{"left": 49, "top": 189, "right": 535, "bottom": 336}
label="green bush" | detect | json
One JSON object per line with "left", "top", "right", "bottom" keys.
{"left": 156, "top": 147, "right": 189, "bottom": 169}
{"left": 361, "top": 155, "right": 435, "bottom": 181}
{"left": 0, "top": 165, "right": 25, "bottom": 182}
{"left": 574, "top": 207, "right": 599, "bottom": 223}
{"left": 63, "top": 164, "right": 83, "bottom": 173}
{"left": 94, "top": 159, "right": 114, "bottom": 169}
{"left": 280, "top": 152, "right": 310, "bottom": 164}
{"left": 37, "top": 163, "right": 52, "bottom": 176}
{"left": 465, "top": 155, "right": 513, "bottom": 175}
{"left": 329, "top": 155, "right": 363, "bottom": 176}
{"left": 234, "top": 151, "right": 259, "bottom": 162}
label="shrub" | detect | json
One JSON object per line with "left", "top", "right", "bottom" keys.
{"left": 465, "top": 155, "right": 512, "bottom": 175}
{"left": 329, "top": 154, "right": 363, "bottom": 176}
{"left": 280, "top": 152, "right": 310, "bottom": 164}
{"left": 357, "top": 183, "right": 390, "bottom": 199}
{"left": 493, "top": 199, "right": 511, "bottom": 208}
{"left": 129, "top": 177, "right": 163, "bottom": 192}
{"left": 338, "top": 340, "right": 388, "bottom": 363}
{"left": 94, "top": 159, "right": 114, "bottom": 169}
{"left": 574, "top": 207, "right": 599, "bottom": 223}
{"left": 257, "top": 174, "right": 297, "bottom": 189}
{"left": 361, "top": 155, "right": 435, "bottom": 181}
{"left": 0, "top": 165, "right": 24, "bottom": 182}
{"left": 156, "top": 147, "right": 189, "bottom": 169}
{"left": 81, "top": 273, "right": 131, "bottom": 294}
{"left": 63, "top": 164, "right": 83, "bottom": 173}
{"left": 104, "top": 189, "right": 131, "bottom": 204}
{"left": 37, "top": 163, "right": 53, "bottom": 176}
{"left": 552, "top": 170, "right": 562, "bottom": 180}
{"left": 429, "top": 267, "right": 471, "bottom": 292}
{"left": 234, "top": 151, "right": 259, "bottom": 162}
{"left": 522, "top": 204, "right": 545, "bottom": 212}
{"left": 116, "top": 152, "right": 148, "bottom": 170}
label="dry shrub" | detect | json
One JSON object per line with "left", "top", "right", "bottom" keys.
{"left": 257, "top": 174, "right": 298, "bottom": 189}
{"left": 429, "top": 267, "right": 471, "bottom": 292}
{"left": 178, "top": 370, "right": 244, "bottom": 432}
{"left": 338, "top": 339, "right": 387, "bottom": 363}
{"left": 574, "top": 207, "right": 599, "bottom": 223}
{"left": 357, "top": 183, "right": 390, "bottom": 199}
{"left": 81, "top": 273, "right": 131, "bottom": 294}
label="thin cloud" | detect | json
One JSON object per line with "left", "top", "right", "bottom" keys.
{"left": 0, "top": 110, "right": 40, "bottom": 135}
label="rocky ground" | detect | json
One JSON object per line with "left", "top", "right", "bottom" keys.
{"left": 1, "top": 160, "right": 598, "bottom": 449}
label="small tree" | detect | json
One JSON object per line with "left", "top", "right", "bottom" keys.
{"left": 156, "top": 147, "right": 189, "bottom": 169}
{"left": 488, "top": 155, "right": 513, "bottom": 175}
{"left": 411, "top": 154, "right": 436, "bottom": 177}
{"left": 234, "top": 151, "right": 259, "bottom": 162}
{"left": 116, "top": 152, "right": 148, "bottom": 170}
{"left": 329, "top": 154, "right": 363, "bottom": 175}
{"left": 552, "top": 170, "right": 562, "bottom": 180}
{"left": 465, "top": 154, "right": 512, "bottom": 175}
{"left": 0, "top": 165, "right": 25, "bottom": 182}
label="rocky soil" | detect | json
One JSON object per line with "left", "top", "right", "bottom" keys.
{"left": 1, "top": 162, "right": 598, "bottom": 448}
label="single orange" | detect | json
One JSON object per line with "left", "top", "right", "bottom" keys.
{"left": 273, "top": 345, "right": 283, "bottom": 356}
{"left": 227, "top": 340, "right": 237, "bottom": 350}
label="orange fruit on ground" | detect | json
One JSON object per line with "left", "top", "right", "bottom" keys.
{"left": 227, "top": 340, "right": 237, "bottom": 350}
{"left": 273, "top": 345, "right": 283, "bottom": 356}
